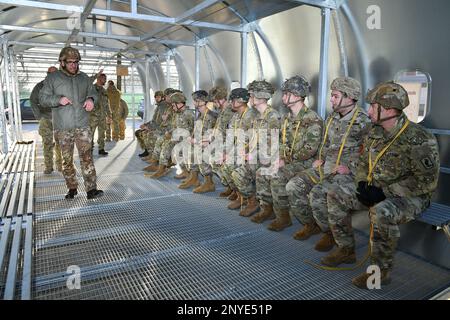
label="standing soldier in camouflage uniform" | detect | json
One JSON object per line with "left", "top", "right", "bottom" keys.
{"left": 135, "top": 90, "right": 166, "bottom": 158}
{"left": 179, "top": 90, "right": 217, "bottom": 192}
{"left": 286, "top": 77, "right": 371, "bottom": 247}
{"left": 148, "top": 92, "right": 194, "bottom": 179}
{"left": 231, "top": 80, "right": 281, "bottom": 217}
{"left": 320, "top": 81, "right": 439, "bottom": 288}
{"left": 39, "top": 47, "right": 103, "bottom": 200}
{"left": 89, "top": 73, "right": 111, "bottom": 156}
{"left": 30, "top": 66, "right": 62, "bottom": 174}
{"left": 106, "top": 80, "right": 122, "bottom": 142}
{"left": 119, "top": 98, "right": 129, "bottom": 140}
{"left": 254, "top": 76, "right": 322, "bottom": 229}
{"left": 219, "top": 88, "right": 255, "bottom": 204}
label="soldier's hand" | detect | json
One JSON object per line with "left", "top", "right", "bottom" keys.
{"left": 313, "top": 159, "right": 324, "bottom": 169}
{"left": 106, "top": 116, "right": 112, "bottom": 124}
{"left": 59, "top": 96, "right": 72, "bottom": 106}
{"left": 333, "top": 165, "right": 351, "bottom": 175}
{"left": 84, "top": 99, "right": 94, "bottom": 112}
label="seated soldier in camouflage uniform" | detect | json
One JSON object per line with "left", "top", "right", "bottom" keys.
{"left": 256, "top": 76, "right": 323, "bottom": 229}
{"left": 178, "top": 90, "right": 217, "bottom": 192}
{"left": 231, "top": 80, "right": 281, "bottom": 217}
{"left": 135, "top": 90, "right": 166, "bottom": 158}
{"left": 286, "top": 78, "right": 371, "bottom": 248}
{"left": 219, "top": 88, "right": 256, "bottom": 207}
{"left": 320, "top": 81, "right": 439, "bottom": 289}
{"left": 147, "top": 92, "right": 194, "bottom": 179}
{"left": 205, "top": 86, "right": 234, "bottom": 195}
{"left": 143, "top": 88, "right": 176, "bottom": 171}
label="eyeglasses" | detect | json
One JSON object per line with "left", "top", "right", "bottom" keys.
{"left": 65, "top": 60, "right": 79, "bottom": 65}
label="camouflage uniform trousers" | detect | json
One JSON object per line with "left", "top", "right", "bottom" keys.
{"left": 39, "top": 118, "right": 62, "bottom": 171}
{"left": 134, "top": 128, "right": 147, "bottom": 150}
{"left": 259, "top": 162, "right": 308, "bottom": 212}
{"left": 308, "top": 173, "right": 356, "bottom": 232}
{"left": 89, "top": 114, "right": 106, "bottom": 150}
{"left": 285, "top": 167, "right": 320, "bottom": 224}
{"left": 119, "top": 119, "right": 126, "bottom": 140}
{"left": 231, "top": 164, "right": 258, "bottom": 198}
{"left": 111, "top": 114, "right": 121, "bottom": 140}
{"left": 220, "top": 164, "right": 237, "bottom": 189}
{"left": 54, "top": 127, "right": 98, "bottom": 192}
{"left": 326, "top": 181, "right": 429, "bottom": 270}
{"left": 105, "top": 122, "right": 111, "bottom": 141}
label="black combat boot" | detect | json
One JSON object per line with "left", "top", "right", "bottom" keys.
{"left": 87, "top": 189, "right": 104, "bottom": 199}
{"left": 98, "top": 149, "right": 109, "bottom": 156}
{"left": 65, "top": 188, "right": 78, "bottom": 199}
{"left": 139, "top": 149, "right": 149, "bottom": 157}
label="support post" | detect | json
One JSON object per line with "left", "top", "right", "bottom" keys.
{"left": 240, "top": 31, "right": 248, "bottom": 87}
{"left": 318, "top": 7, "right": 331, "bottom": 119}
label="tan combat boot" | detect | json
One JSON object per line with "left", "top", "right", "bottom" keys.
{"left": 227, "top": 190, "right": 238, "bottom": 201}
{"left": 293, "top": 222, "right": 321, "bottom": 241}
{"left": 239, "top": 195, "right": 260, "bottom": 217}
{"left": 219, "top": 186, "right": 233, "bottom": 198}
{"left": 174, "top": 169, "right": 189, "bottom": 180}
{"left": 250, "top": 204, "right": 275, "bottom": 223}
{"left": 352, "top": 269, "right": 391, "bottom": 289}
{"left": 193, "top": 175, "right": 216, "bottom": 193}
{"left": 314, "top": 231, "right": 335, "bottom": 252}
{"left": 143, "top": 163, "right": 159, "bottom": 172}
{"left": 146, "top": 165, "right": 169, "bottom": 179}
{"left": 321, "top": 247, "right": 356, "bottom": 267}
{"left": 178, "top": 171, "right": 201, "bottom": 189}
{"left": 267, "top": 209, "right": 292, "bottom": 231}
{"left": 228, "top": 192, "right": 245, "bottom": 210}
{"left": 142, "top": 155, "right": 152, "bottom": 162}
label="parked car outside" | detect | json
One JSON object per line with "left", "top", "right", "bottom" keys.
{"left": 4, "top": 98, "right": 37, "bottom": 121}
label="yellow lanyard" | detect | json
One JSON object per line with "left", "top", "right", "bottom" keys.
{"left": 367, "top": 119, "right": 410, "bottom": 185}
{"left": 282, "top": 117, "right": 302, "bottom": 160}
{"left": 234, "top": 108, "right": 249, "bottom": 137}
{"left": 249, "top": 107, "right": 271, "bottom": 152}
{"left": 317, "top": 108, "right": 360, "bottom": 181}
{"left": 200, "top": 109, "right": 208, "bottom": 133}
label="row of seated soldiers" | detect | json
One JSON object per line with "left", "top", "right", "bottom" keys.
{"left": 135, "top": 76, "right": 439, "bottom": 289}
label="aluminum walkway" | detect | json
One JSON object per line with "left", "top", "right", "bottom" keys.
{"left": 30, "top": 136, "right": 450, "bottom": 300}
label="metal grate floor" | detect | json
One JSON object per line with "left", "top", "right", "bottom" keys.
{"left": 32, "top": 138, "right": 450, "bottom": 300}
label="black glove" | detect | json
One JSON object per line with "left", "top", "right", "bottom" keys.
{"left": 356, "top": 181, "right": 374, "bottom": 207}
{"left": 356, "top": 181, "right": 386, "bottom": 207}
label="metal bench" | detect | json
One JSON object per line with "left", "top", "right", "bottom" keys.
{"left": 417, "top": 202, "right": 450, "bottom": 241}
{"left": 0, "top": 141, "right": 35, "bottom": 300}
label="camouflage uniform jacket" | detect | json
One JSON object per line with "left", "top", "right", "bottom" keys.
{"left": 212, "top": 105, "right": 234, "bottom": 137}
{"left": 170, "top": 107, "right": 195, "bottom": 136}
{"left": 39, "top": 70, "right": 97, "bottom": 130}
{"left": 249, "top": 106, "right": 281, "bottom": 165}
{"left": 92, "top": 84, "right": 111, "bottom": 119}
{"left": 280, "top": 106, "right": 323, "bottom": 167}
{"left": 146, "top": 101, "right": 172, "bottom": 132}
{"left": 225, "top": 107, "right": 257, "bottom": 153}
{"left": 355, "top": 113, "right": 439, "bottom": 199}
{"left": 319, "top": 106, "right": 371, "bottom": 176}
{"left": 193, "top": 109, "right": 217, "bottom": 139}
{"left": 30, "top": 80, "right": 52, "bottom": 120}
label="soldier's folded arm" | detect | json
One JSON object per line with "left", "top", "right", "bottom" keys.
{"left": 292, "top": 121, "right": 323, "bottom": 161}
{"left": 39, "top": 77, "right": 64, "bottom": 108}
